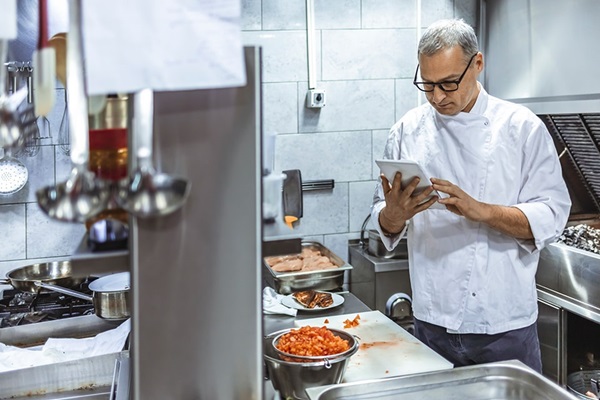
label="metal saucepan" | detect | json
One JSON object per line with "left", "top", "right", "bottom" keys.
{"left": 35, "top": 272, "right": 130, "bottom": 320}
{"left": 0, "top": 261, "right": 86, "bottom": 293}
{"left": 359, "top": 214, "right": 408, "bottom": 259}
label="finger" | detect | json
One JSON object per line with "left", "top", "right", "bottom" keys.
{"left": 430, "top": 177, "right": 450, "bottom": 185}
{"left": 380, "top": 174, "right": 394, "bottom": 198}
{"left": 414, "top": 196, "right": 438, "bottom": 212}
{"left": 415, "top": 187, "right": 437, "bottom": 204}
{"left": 403, "top": 176, "right": 421, "bottom": 195}
{"left": 380, "top": 173, "right": 391, "bottom": 189}
{"left": 392, "top": 171, "right": 403, "bottom": 192}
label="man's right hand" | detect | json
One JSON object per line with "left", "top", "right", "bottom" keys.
{"left": 379, "top": 172, "right": 438, "bottom": 235}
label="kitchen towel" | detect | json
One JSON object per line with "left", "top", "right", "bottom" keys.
{"left": 263, "top": 287, "right": 297, "bottom": 317}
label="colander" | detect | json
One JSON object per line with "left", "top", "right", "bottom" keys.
{"left": 0, "top": 151, "right": 28, "bottom": 195}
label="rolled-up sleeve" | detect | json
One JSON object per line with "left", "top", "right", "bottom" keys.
{"left": 513, "top": 120, "right": 571, "bottom": 253}
{"left": 371, "top": 124, "right": 408, "bottom": 251}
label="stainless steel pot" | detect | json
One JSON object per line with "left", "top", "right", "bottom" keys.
{"left": 0, "top": 261, "right": 86, "bottom": 293}
{"left": 264, "top": 328, "right": 359, "bottom": 400}
{"left": 36, "top": 272, "right": 130, "bottom": 320}
{"left": 360, "top": 214, "right": 407, "bottom": 259}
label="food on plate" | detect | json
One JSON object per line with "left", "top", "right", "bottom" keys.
{"left": 265, "top": 247, "right": 337, "bottom": 273}
{"left": 292, "top": 290, "right": 334, "bottom": 309}
{"left": 310, "top": 292, "right": 334, "bottom": 308}
{"left": 275, "top": 326, "right": 350, "bottom": 358}
{"left": 343, "top": 314, "right": 361, "bottom": 329}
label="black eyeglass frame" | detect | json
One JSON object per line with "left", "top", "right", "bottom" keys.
{"left": 413, "top": 53, "right": 477, "bottom": 93}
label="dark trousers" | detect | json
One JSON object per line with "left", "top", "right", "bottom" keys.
{"left": 413, "top": 318, "right": 542, "bottom": 373}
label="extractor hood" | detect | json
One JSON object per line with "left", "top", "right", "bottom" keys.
{"left": 540, "top": 113, "right": 600, "bottom": 218}
{"left": 481, "top": 0, "right": 600, "bottom": 114}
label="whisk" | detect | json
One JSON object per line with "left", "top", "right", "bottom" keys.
{"left": 58, "top": 88, "right": 69, "bottom": 155}
{"left": 20, "top": 63, "right": 44, "bottom": 157}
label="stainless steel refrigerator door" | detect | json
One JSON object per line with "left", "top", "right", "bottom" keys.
{"left": 131, "top": 47, "right": 263, "bottom": 400}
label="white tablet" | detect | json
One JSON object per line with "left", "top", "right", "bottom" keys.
{"left": 375, "top": 159, "right": 445, "bottom": 208}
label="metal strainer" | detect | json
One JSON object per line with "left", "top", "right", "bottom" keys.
{"left": 0, "top": 149, "right": 28, "bottom": 195}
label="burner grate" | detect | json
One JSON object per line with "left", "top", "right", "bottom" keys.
{"left": 0, "top": 280, "right": 96, "bottom": 328}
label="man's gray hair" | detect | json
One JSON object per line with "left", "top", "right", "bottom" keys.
{"left": 418, "top": 19, "right": 479, "bottom": 62}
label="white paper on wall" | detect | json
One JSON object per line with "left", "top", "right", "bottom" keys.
{"left": 0, "top": 0, "right": 17, "bottom": 39}
{"left": 82, "top": 0, "right": 246, "bottom": 95}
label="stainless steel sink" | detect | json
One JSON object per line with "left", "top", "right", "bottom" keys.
{"left": 305, "top": 360, "right": 579, "bottom": 400}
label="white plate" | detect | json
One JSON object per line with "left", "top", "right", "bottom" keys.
{"left": 281, "top": 292, "right": 344, "bottom": 311}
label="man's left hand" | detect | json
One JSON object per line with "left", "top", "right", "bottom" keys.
{"left": 431, "top": 178, "right": 489, "bottom": 222}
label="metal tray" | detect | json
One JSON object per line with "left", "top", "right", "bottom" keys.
{"left": 305, "top": 360, "right": 578, "bottom": 400}
{"left": 263, "top": 241, "right": 352, "bottom": 294}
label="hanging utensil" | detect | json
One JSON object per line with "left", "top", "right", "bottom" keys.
{"left": 19, "top": 64, "right": 42, "bottom": 157}
{"left": 36, "top": 0, "right": 109, "bottom": 223}
{"left": 116, "top": 89, "right": 190, "bottom": 218}
{"left": 49, "top": 32, "right": 69, "bottom": 155}
{"left": 58, "top": 89, "right": 70, "bottom": 155}
{"left": 32, "top": 0, "right": 56, "bottom": 117}
{"left": 0, "top": 147, "right": 28, "bottom": 195}
{"left": 0, "top": 48, "right": 32, "bottom": 148}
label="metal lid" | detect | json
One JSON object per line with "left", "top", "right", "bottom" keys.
{"left": 89, "top": 272, "right": 130, "bottom": 292}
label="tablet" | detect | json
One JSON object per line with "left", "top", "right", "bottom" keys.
{"left": 375, "top": 159, "right": 445, "bottom": 208}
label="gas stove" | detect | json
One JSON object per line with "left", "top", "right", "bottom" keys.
{"left": 0, "top": 280, "right": 96, "bottom": 328}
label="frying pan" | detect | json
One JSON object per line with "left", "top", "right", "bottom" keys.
{"left": 35, "top": 272, "right": 130, "bottom": 320}
{"left": 0, "top": 261, "right": 85, "bottom": 293}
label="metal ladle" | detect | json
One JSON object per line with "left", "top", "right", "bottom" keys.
{"left": 0, "top": 41, "right": 31, "bottom": 148}
{"left": 116, "top": 89, "right": 190, "bottom": 218}
{"left": 35, "top": 0, "right": 109, "bottom": 223}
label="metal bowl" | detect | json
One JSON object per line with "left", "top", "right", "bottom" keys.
{"left": 271, "top": 328, "right": 358, "bottom": 363}
{"left": 264, "top": 328, "right": 359, "bottom": 400}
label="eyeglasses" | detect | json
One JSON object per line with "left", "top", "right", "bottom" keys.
{"left": 413, "top": 53, "right": 477, "bottom": 93}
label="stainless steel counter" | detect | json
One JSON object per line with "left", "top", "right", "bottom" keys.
{"left": 537, "top": 242, "right": 600, "bottom": 323}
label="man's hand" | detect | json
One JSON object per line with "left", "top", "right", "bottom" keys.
{"left": 431, "top": 178, "right": 488, "bottom": 221}
{"left": 379, "top": 172, "right": 438, "bottom": 235}
{"left": 432, "top": 177, "right": 533, "bottom": 239}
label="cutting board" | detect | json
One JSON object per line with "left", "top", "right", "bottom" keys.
{"left": 295, "top": 310, "right": 453, "bottom": 382}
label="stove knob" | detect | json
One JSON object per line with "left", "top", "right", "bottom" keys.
{"left": 385, "top": 292, "right": 412, "bottom": 321}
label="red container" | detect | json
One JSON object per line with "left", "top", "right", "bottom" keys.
{"left": 88, "top": 128, "right": 128, "bottom": 181}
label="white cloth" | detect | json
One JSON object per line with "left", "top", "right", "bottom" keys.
{"left": 371, "top": 86, "right": 571, "bottom": 334}
{"left": 262, "top": 287, "right": 297, "bottom": 317}
{"left": 0, "top": 318, "right": 130, "bottom": 373}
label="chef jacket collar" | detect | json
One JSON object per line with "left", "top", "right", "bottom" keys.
{"left": 468, "top": 82, "right": 488, "bottom": 116}
{"left": 433, "top": 82, "right": 488, "bottom": 120}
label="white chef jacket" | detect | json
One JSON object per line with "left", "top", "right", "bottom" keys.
{"left": 371, "top": 86, "right": 571, "bottom": 334}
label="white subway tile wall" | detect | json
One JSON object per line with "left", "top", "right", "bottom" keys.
{"left": 0, "top": 0, "right": 477, "bottom": 274}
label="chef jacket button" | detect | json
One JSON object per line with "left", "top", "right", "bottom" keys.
{"left": 484, "top": 122, "right": 489, "bottom": 126}
{"left": 472, "top": 292, "right": 476, "bottom": 297}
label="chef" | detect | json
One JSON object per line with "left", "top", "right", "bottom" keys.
{"left": 371, "top": 18, "right": 571, "bottom": 372}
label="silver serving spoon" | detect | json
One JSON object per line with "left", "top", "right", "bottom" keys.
{"left": 36, "top": 0, "right": 109, "bottom": 223}
{"left": 116, "top": 89, "right": 190, "bottom": 218}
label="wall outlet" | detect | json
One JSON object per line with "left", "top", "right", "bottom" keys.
{"left": 306, "top": 88, "right": 326, "bottom": 108}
